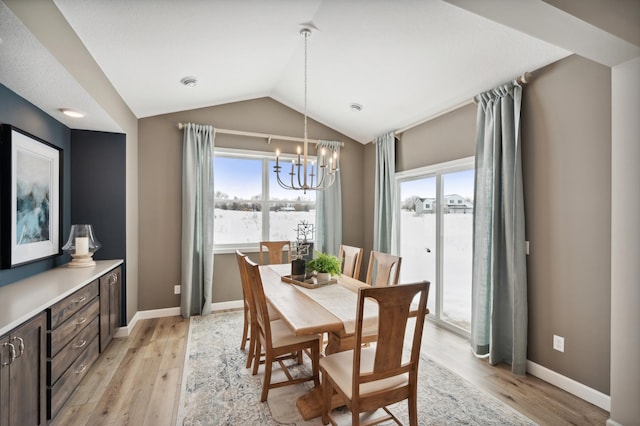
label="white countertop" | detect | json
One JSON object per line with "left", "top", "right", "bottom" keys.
{"left": 0, "top": 259, "right": 123, "bottom": 336}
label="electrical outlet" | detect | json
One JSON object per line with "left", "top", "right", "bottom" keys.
{"left": 553, "top": 335, "right": 565, "bottom": 352}
{"left": 525, "top": 241, "right": 530, "bottom": 255}
{"left": 174, "top": 285, "right": 181, "bottom": 295}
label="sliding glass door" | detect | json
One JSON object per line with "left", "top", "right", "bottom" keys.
{"left": 396, "top": 158, "right": 474, "bottom": 335}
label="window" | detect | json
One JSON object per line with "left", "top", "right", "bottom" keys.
{"left": 396, "top": 157, "right": 474, "bottom": 335}
{"left": 213, "top": 148, "right": 316, "bottom": 251}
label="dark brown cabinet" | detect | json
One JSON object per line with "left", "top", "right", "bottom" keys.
{"left": 0, "top": 313, "right": 47, "bottom": 426}
{"left": 0, "top": 261, "right": 123, "bottom": 424}
{"left": 99, "top": 266, "right": 121, "bottom": 352}
{"left": 46, "top": 280, "right": 100, "bottom": 420}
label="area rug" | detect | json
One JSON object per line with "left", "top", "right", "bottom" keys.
{"left": 176, "top": 311, "right": 535, "bottom": 426}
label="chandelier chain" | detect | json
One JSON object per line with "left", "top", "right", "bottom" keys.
{"left": 273, "top": 27, "right": 338, "bottom": 193}
{"left": 304, "top": 29, "right": 308, "bottom": 143}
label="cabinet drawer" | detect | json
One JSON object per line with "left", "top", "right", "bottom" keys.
{"left": 49, "top": 336, "right": 99, "bottom": 420}
{"left": 49, "top": 280, "right": 99, "bottom": 329}
{"left": 49, "top": 297, "right": 99, "bottom": 357}
{"left": 49, "top": 316, "right": 99, "bottom": 384}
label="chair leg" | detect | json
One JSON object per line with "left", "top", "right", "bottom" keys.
{"left": 311, "top": 342, "right": 320, "bottom": 387}
{"left": 241, "top": 308, "right": 249, "bottom": 350}
{"left": 252, "top": 340, "right": 261, "bottom": 376}
{"left": 261, "top": 352, "right": 272, "bottom": 402}
{"left": 246, "top": 324, "right": 256, "bottom": 369}
{"left": 408, "top": 391, "right": 418, "bottom": 426}
{"left": 321, "top": 372, "right": 331, "bottom": 425}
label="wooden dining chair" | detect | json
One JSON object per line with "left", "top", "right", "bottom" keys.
{"left": 244, "top": 257, "right": 321, "bottom": 402}
{"left": 320, "top": 281, "right": 430, "bottom": 426}
{"left": 259, "top": 240, "right": 291, "bottom": 265}
{"left": 365, "top": 251, "right": 402, "bottom": 287}
{"left": 235, "top": 250, "right": 280, "bottom": 369}
{"left": 338, "top": 244, "right": 364, "bottom": 279}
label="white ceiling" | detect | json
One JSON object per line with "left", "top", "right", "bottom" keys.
{"left": 1, "top": 0, "right": 575, "bottom": 143}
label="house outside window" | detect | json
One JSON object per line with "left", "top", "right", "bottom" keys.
{"left": 213, "top": 148, "right": 316, "bottom": 252}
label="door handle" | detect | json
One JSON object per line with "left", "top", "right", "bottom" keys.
{"left": 1, "top": 342, "right": 16, "bottom": 367}
{"left": 10, "top": 336, "right": 24, "bottom": 358}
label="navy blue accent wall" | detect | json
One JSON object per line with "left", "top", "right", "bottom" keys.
{"left": 0, "top": 83, "right": 71, "bottom": 286}
{"left": 70, "top": 130, "right": 127, "bottom": 323}
{"left": 70, "top": 130, "right": 126, "bottom": 261}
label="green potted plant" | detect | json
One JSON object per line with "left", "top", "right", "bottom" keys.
{"left": 306, "top": 251, "right": 342, "bottom": 282}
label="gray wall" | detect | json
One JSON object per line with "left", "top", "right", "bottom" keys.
{"left": 362, "top": 54, "right": 612, "bottom": 394}
{"left": 138, "top": 97, "right": 364, "bottom": 310}
{"left": 523, "top": 55, "right": 611, "bottom": 394}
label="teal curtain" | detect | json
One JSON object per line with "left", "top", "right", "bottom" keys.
{"left": 373, "top": 132, "right": 396, "bottom": 253}
{"left": 181, "top": 123, "right": 215, "bottom": 317}
{"left": 471, "top": 82, "right": 528, "bottom": 375}
{"left": 315, "top": 140, "right": 342, "bottom": 256}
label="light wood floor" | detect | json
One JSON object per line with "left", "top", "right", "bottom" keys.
{"left": 53, "top": 313, "right": 609, "bottom": 426}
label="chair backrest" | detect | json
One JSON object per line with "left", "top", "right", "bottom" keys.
{"left": 235, "top": 250, "right": 253, "bottom": 310}
{"left": 259, "top": 240, "right": 291, "bottom": 265}
{"left": 352, "top": 281, "right": 430, "bottom": 396}
{"left": 365, "top": 251, "right": 402, "bottom": 286}
{"left": 244, "top": 257, "right": 273, "bottom": 344}
{"left": 338, "top": 245, "right": 364, "bottom": 279}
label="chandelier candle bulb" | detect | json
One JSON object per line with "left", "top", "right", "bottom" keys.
{"left": 275, "top": 150, "right": 280, "bottom": 168}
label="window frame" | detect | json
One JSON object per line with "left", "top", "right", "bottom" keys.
{"left": 213, "top": 147, "right": 317, "bottom": 254}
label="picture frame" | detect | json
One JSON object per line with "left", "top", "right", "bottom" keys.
{"left": 1, "top": 125, "right": 62, "bottom": 269}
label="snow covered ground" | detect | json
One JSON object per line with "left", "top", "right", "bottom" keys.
{"left": 399, "top": 210, "right": 472, "bottom": 330}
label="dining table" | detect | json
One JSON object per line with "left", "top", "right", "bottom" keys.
{"left": 260, "top": 263, "right": 379, "bottom": 353}
{"left": 259, "top": 263, "right": 382, "bottom": 420}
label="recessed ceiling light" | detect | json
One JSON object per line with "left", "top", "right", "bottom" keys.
{"left": 60, "top": 108, "right": 85, "bottom": 118}
{"left": 180, "top": 76, "right": 198, "bottom": 88}
{"left": 350, "top": 103, "right": 363, "bottom": 112}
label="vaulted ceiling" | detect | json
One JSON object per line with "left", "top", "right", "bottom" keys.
{"left": 0, "top": 1, "right": 636, "bottom": 143}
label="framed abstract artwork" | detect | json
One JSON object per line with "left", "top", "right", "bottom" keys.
{"left": 1, "top": 125, "right": 62, "bottom": 268}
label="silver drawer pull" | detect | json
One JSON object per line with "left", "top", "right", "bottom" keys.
{"left": 73, "top": 339, "right": 87, "bottom": 349}
{"left": 10, "top": 337, "right": 24, "bottom": 358}
{"left": 75, "top": 296, "right": 87, "bottom": 304}
{"left": 74, "top": 364, "right": 87, "bottom": 374}
{"left": 76, "top": 317, "right": 87, "bottom": 326}
{"left": 1, "top": 342, "right": 16, "bottom": 367}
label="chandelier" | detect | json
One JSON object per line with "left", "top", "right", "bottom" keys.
{"left": 274, "top": 28, "right": 338, "bottom": 193}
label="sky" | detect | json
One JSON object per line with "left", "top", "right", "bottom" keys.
{"left": 214, "top": 156, "right": 316, "bottom": 202}
{"left": 400, "top": 169, "right": 475, "bottom": 201}
{"left": 215, "top": 155, "right": 474, "bottom": 202}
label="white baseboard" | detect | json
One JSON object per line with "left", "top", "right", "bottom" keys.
{"left": 114, "top": 306, "right": 181, "bottom": 338}
{"left": 527, "top": 360, "right": 610, "bottom": 411}
{"left": 210, "top": 300, "right": 243, "bottom": 312}
{"left": 113, "top": 301, "right": 243, "bottom": 338}
{"left": 606, "top": 419, "right": 623, "bottom": 426}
